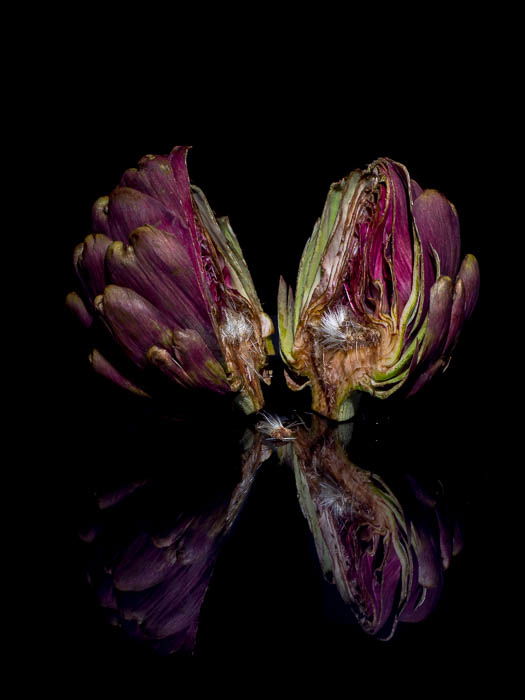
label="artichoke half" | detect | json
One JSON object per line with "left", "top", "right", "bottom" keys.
{"left": 278, "top": 158, "right": 480, "bottom": 420}
{"left": 67, "top": 146, "right": 274, "bottom": 414}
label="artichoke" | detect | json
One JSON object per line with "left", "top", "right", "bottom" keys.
{"left": 288, "top": 416, "right": 462, "bottom": 640}
{"left": 278, "top": 158, "right": 480, "bottom": 420}
{"left": 67, "top": 146, "right": 273, "bottom": 414}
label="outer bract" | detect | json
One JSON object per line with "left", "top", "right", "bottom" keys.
{"left": 67, "top": 146, "right": 273, "bottom": 414}
{"left": 278, "top": 158, "right": 480, "bottom": 420}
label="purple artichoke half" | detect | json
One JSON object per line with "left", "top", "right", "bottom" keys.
{"left": 67, "top": 146, "right": 274, "bottom": 414}
{"left": 278, "top": 158, "right": 480, "bottom": 420}
{"left": 289, "top": 417, "right": 462, "bottom": 639}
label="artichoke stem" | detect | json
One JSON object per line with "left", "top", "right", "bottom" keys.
{"left": 311, "top": 388, "right": 361, "bottom": 422}
{"left": 336, "top": 391, "right": 361, "bottom": 422}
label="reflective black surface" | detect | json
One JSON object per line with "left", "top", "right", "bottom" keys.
{"left": 50, "top": 376, "right": 489, "bottom": 667}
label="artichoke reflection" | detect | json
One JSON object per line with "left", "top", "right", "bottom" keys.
{"left": 79, "top": 428, "right": 270, "bottom": 655}
{"left": 278, "top": 158, "right": 480, "bottom": 420}
{"left": 286, "top": 416, "right": 462, "bottom": 640}
{"left": 67, "top": 146, "right": 273, "bottom": 414}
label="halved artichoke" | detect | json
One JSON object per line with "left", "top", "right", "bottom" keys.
{"left": 67, "top": 146, "right": 274, "bottom": 414}
{"left": 278, "top": 158, "right": 480, "bottom": 420}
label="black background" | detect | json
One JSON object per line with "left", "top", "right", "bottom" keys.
{"left": 34, "top": 45, "right": 504, "bottom": 686}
